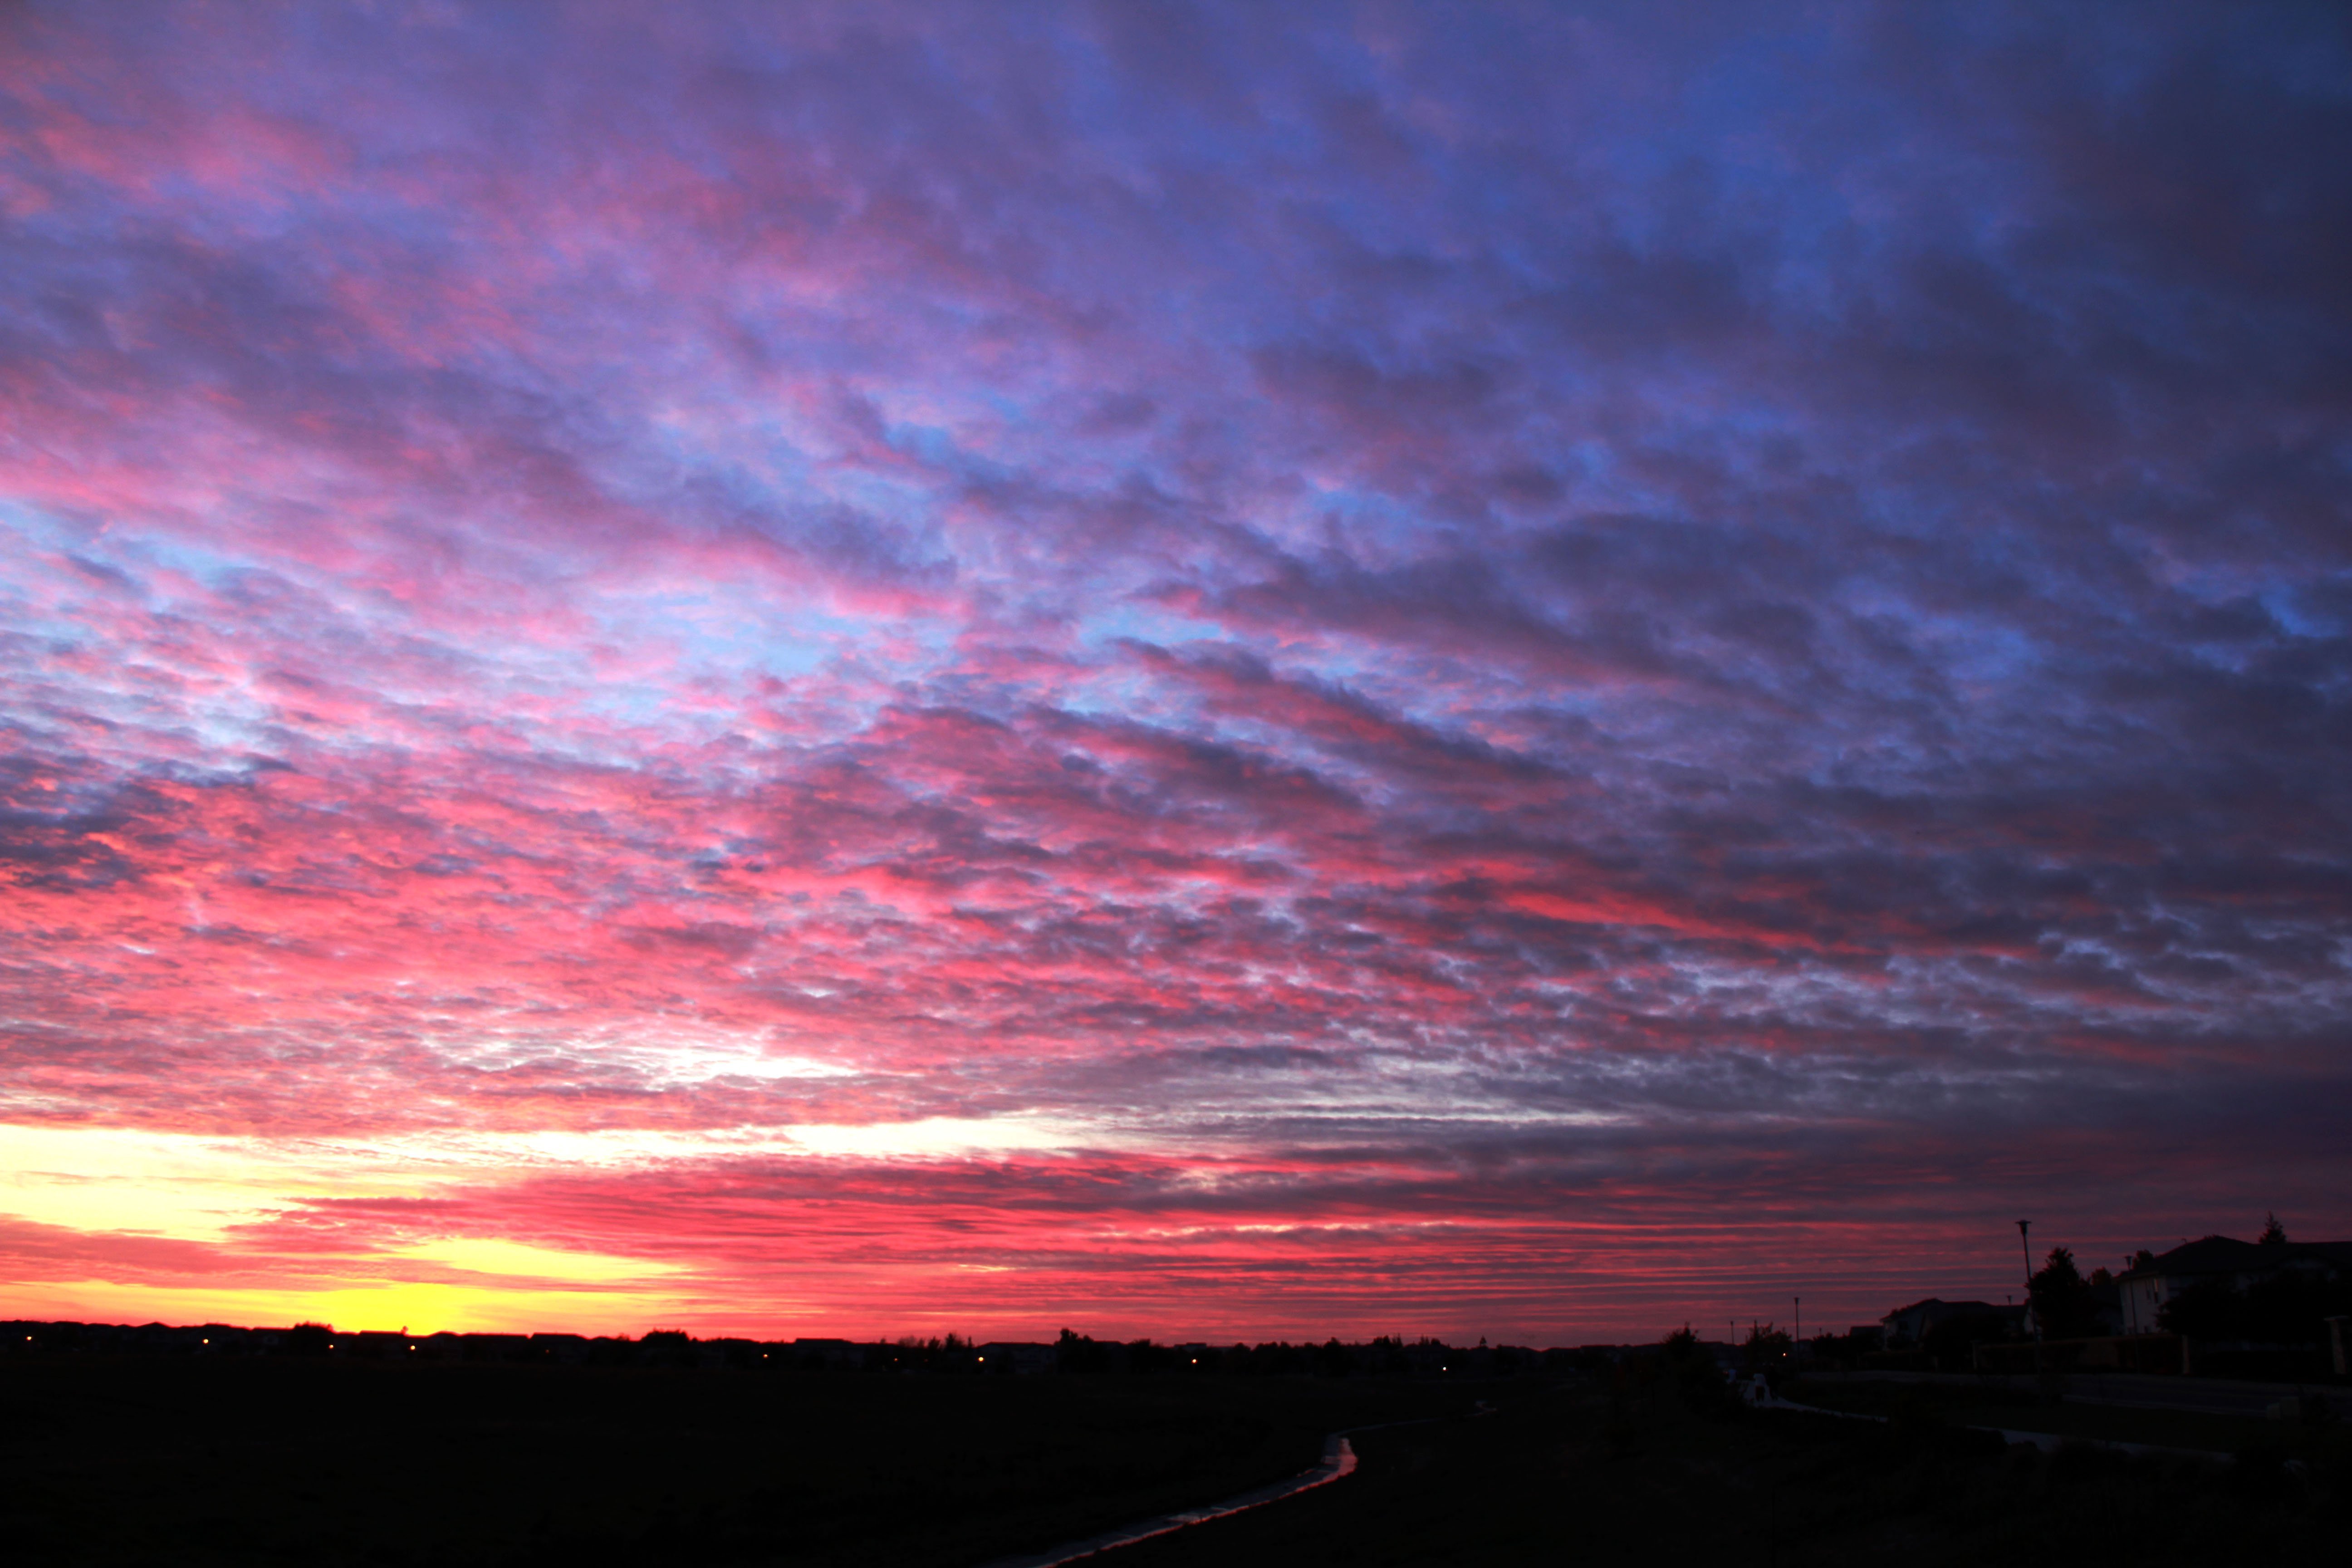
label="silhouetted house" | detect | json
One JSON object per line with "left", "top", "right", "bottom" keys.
{"left": 976, "top": 1342, "right": 1055, "bottom": 1375}
{"left": 2117, "top": 1235, "right": 2352, "bottom": 1333}
{"left": 790, "top": 1338, "right": 863, "bottom": 1369}
{"left": 464, "top": 1333, "right": 534, "bottom": 1363}
{"left": 349, "top": 1331, "right": 414, "bottom": 1360}
{"left": 1879, "top": 1298, "right": 2019, "bottom": 1348}
{"left": 278, "top": 1323, "right": 336, "bottom": 1355}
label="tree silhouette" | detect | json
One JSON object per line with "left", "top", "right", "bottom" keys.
{"left": 2029, "top": 1246, "right": 2097, "bottom": 1339}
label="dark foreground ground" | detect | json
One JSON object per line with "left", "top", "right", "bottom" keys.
{"left": 1118, "top": 1371, "right": 2351, "bottom": 1567}
{"left": 0, "top": 1356, "right": 1452, "bottom": 1567}
{"left": 3, "top": 1357, "right": 2344, "bottom": 1566}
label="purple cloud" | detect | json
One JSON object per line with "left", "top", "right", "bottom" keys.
{"left": 1, "top": 0, "right": 2347, "bottom": 1339}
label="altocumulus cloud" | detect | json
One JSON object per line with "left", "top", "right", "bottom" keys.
{"left": 0, "top": 0, "right": 2347, "bottom": 1340}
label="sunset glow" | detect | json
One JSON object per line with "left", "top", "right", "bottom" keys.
{"left": 4, "top": 3, "right": 2348, "bottom": 1342}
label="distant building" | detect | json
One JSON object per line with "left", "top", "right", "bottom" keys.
{"left": 464, "top": 1333, "right": 533, "bottom": 1362}
{"left": 976, "top": 1342, "right": 1056, "bottom": 1375}
{"left": 2116, "top": 1235, "right": 2352, "bottom": 1334}
{"left": 348, "top": 1330, "right": 414, "bottom": 1360}
{"left": 1879, "top": 1298, "right": 2020, "bottom": 1348}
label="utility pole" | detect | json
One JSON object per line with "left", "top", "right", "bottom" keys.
{"left": 1794, "top": 1296, "right": 1801, "bottom": 1344}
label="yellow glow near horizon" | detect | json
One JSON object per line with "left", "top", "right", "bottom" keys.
{"left": 3, "top": 1278, "right": 695, "bottom": 1336}
{"left": 0, "top": 1122, "right": 441, "bottom": 1237}
{"left": 0, "top": 1115, "right": 1119, "bottom": 1334}
{"left": 2, "top": 1112, "right": 1120, "bottom": 1196}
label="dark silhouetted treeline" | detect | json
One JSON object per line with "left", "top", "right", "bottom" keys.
{"left": 3, "top": 1318, "right": 1602, "bottom": 1378}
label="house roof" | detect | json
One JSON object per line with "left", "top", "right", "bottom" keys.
{"left": 2121, "top": 1235, "right": 2262, "bottom": 1279}
{"left": 2119, "top": 1234, "right": 2352, "bottom": 1281}
{"left": 1882, "top": 1298, "right": 2008, "bottom": 1320}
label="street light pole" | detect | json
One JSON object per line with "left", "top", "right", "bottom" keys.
{"left": 2017, "top": 1219, "right": 2037, "bottom": 1340}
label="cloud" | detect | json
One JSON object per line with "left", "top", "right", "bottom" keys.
{"left": 1, "top": 0, "right": 2347, "bottom": 1339}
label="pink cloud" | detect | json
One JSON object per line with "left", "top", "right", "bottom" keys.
{"left": 3, "top": 1, "right": 2348, "bottom": 1340}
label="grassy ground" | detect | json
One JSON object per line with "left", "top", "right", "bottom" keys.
{"left": 0, "top": 1357, "right": 1460, "bottom": 1567}
{"left": 6, "top": 1357, "right": 2342, "bottom": 1566}
{"left": 1107, "top": 1373, "right": 2351, "bottom": 1566}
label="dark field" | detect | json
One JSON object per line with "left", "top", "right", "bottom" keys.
{"left": 5, "top": 1357, "right": 2345, "bottom": 1566}
{"left": 0, "top": 1356, "right": 1454, "bottom": 1567}
{"left": 1117, "top": 1372, "right": 2351, "bottom": 1567}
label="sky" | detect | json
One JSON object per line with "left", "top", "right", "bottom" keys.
{"left": 2, "top": 1, "right": 2348, "bottom": 1344}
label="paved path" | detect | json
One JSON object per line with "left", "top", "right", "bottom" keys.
{"left": 975, "top": 1434, "right": 1358, "bottom": 1568}
{"left": 974, "top": 1406, "right": 1493, "bottom": 1568}
{"left": 2057, "top": 1374, "right": 2328, "bottom": 1420}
